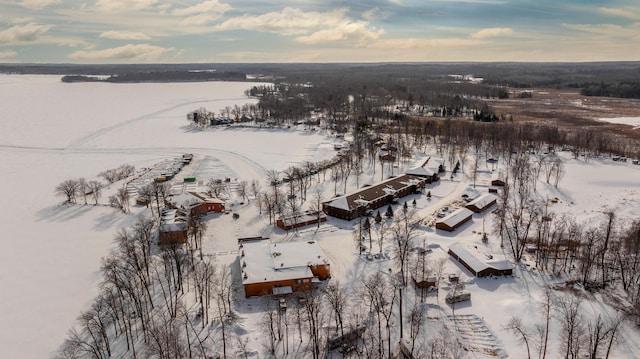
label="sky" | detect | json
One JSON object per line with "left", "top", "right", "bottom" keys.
{"left": 1, "top": 0, "right": 639, "bottom": 63}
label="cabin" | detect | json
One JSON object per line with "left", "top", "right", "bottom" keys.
{"left": 165, "top": 191, "right": 225, "bottom": 215}
{"left": 378, "top": 150, "right": 396, "bottom": 162}
{"left": 448, "top": 242, "right": 514, "bottom": 277}
{"left": 239, "top": 237, "right": 331, "bottom": 297}
{"left": 412, "top": 275, "right": 438, "bottom": 289}
{"left": 158, "top": 208, "right": 189, "bottom": 245}
{"left": 465, "top": 193, "right": 497, "bottom": 213}
{"left": 435, "top": 208, "right": 474, "bottom": 232}
{"left": 276, "top": 210, "right": 327, "bottom": 231}
{"left": 322, "top": 174, "right": 426, "bottom": 220}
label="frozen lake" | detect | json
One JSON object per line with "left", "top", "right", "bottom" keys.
{"left": 0, "top": 75, "right": 336, "bottom": 358}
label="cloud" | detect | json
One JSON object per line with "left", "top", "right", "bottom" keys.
{"left": 68, "top": 43, "right": 175, "bottom": 61}
{"left": 0, "top": 23, "right": 51, "bottom": 44}
{"left": 362, "top": 8, "right": 379, "bottom": 21}
{"left": 95, "top": 0, "right": 158, "bottom": 12}
{"left": 18, "top": 0, "right": 61, "bottom": 10}
{"left": 172, "top": 0, "right": 231, "bottom": 16}
{"left": 471, "top": 27, "right": 514, "bottom": 39}
{"left": 0, "top": 50, "right": 18, "bottom": 60}
{"left": 172, "top": 0, "right": 232, "bottom": 25}
{"left": 217, "top": 7, "right": 382, "bottom": 45}
{"left": 296, "top": 23, "right": 384, "bottom": 46}
{"left": 599, "top": 7, "right": 640, "bottom": 20}
{"left": 563, "top": 23, "right": 640, "bottom": 39}
{"left": 370, "top": 37, "right": 482, "bottom": 49}
{"left": 100, "top": 30, "right": 150, "bottom": 40}
{"left": 11, "top": 17, "right": 35, "bottom": 24}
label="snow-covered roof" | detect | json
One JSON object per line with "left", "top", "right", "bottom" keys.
{"left": 324, "top": 174, "right": 425, "bottom": 212}
{"left": 448, "top": 242, "right": 488, "bottom": 274}
{"left": 487, "top": 260, "right": 515, "bottom": 271}
{"left": 190, "top": 192, "right": 225, "bottom": 204}
{"left": 279, "top": 211, "right": 326, "bottom": 227}
{"left": 159, "top": 208, "right": 188, "bottom": 232}
{"left": 406, "top": 166, "right": 436, "bottom": 177}
{"left": 327, "top": 196, "right": 350, "bottom": 211}
{"left": 382, "top": 186, "right": 397, "bottom": 195}
{"left": 438, "top": 208, "right": 474, "bottom": 227}
{"left": 239, "top": 238, "right": 329, "bottom": 285}
{"left": 166, "top": 192, "right": 203, "bottom": 209}
{"left": 431, "top": 157, "right": 445, "bottom": 165}
{"left": 466, "top": 193, "right": 497, "bottom": 210}
{"left": 449, "top": 242, "right": 514, "bottom": 274}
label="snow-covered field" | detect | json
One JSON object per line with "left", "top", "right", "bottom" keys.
{"left": 2, "top": 74, "right": 640, "bottom": 358}
{"left": 598, "top": 116, "right": 640, "bottom": 129}
{"left": 0, "top": 75, "right": 337, "bottom": 358}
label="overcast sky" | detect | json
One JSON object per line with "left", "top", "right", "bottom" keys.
{"left": 1, "top": 0, "right": 639, "bottom": 63}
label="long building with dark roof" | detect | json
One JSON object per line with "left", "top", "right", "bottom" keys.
{"left": 322, "top": 174, "right": 426, "bottom": 220}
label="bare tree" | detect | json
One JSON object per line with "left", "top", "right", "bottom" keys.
{"left": 77, "top": 178, "right": 88, "bottom": 205}
{"left": 146, "top": 311, "right": 185, "bottom": 359}
{"left": 556, "top": 295, "right": 585, "bottom": 359}
{"left": 56, "top": 179, "right": 80, "bottom": 204}
{"left": 250, "top": 179, "right": 262, "bottom": 201}
{"left": 309, "top": 189, "right": 324, "bottom": 230}
{"left": 390, "top": 209, "right": 419, "bottom": 286}
{"left": 538, "top": 287, "right": 553, "bottom": 359}
{"left": 550, "top": 158, "right": 565, "bottom": 188}
{"left": 324, "top": 282, "right": 347, "bottom": 337}
{"left": 238, "top": 180, "right": 248, "bottom": 202}
{"left": 504, "top": 316, "right": 532, "bottom": 359}
{"left": 109, "top": 187, "right": 130, "bottom": 213}
{"left": 407, "top": 304, "right": 425, "bottom": 355}
{"left": 206, "top": 178, "right": 226, "bottom": 198}
{"left": 87, "top": 180, "right": 103, "bottom": 205}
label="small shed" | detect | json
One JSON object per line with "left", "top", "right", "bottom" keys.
{"left": 412, "top": 275, "right": 438, "bottom": 289}
{"left": 276, "top": 211, "right": 327, "bottom": 231}
{"left": 435, "top": 208, "right": 474, "bottom": 232}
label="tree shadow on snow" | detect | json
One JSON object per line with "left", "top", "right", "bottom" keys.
{"left": 474, "top": 276, "right": 517, "bottom": 292}
{"left": 35, "top": 203, "right": 93, "bottom": 223}
{"left": 94, "top": 209, "right": 129, "bottom": 231}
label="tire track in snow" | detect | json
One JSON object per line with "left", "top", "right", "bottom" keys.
{"left": 65, "top": 97, "right": 248, "bottom": 149}
{"left": 0, "top": 145, "right": 268, "bottom": 181}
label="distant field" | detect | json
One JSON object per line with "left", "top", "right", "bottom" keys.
{"left": 487, "top": 88, "right": 640, "bottom": 140}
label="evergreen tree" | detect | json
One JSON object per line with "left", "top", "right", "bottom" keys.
{"left": 375, "top": 210, "right": 382, "bottom": 223}
{"left": 385, "top": 204, "right": 394, "bottom": 218}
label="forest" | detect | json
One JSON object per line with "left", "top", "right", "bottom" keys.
{"left": 3, "top": 61, "right": 640, "bottom": 98}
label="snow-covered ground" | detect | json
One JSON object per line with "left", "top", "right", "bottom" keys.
{"left": 598, "top": 116, "right": 640, "bottom": 129}
{"left": 2, "top": 74, "right": 640, "bottom": 358}
{"left": 0, "top": 75, "right": 338, "bottom": 358}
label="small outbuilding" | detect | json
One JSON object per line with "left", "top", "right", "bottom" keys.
{"left": 276, "top": 210, "right": 327, "bottom": 231}
{"left": 435, "top": 208, "right": 474, "bottom": 232}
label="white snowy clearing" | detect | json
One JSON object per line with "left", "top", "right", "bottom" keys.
{"left": 1, "top": 75, "right": 640, "bottom": 358}
{"left": 598, "top": 116, "right": 640, "bottom": 129}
